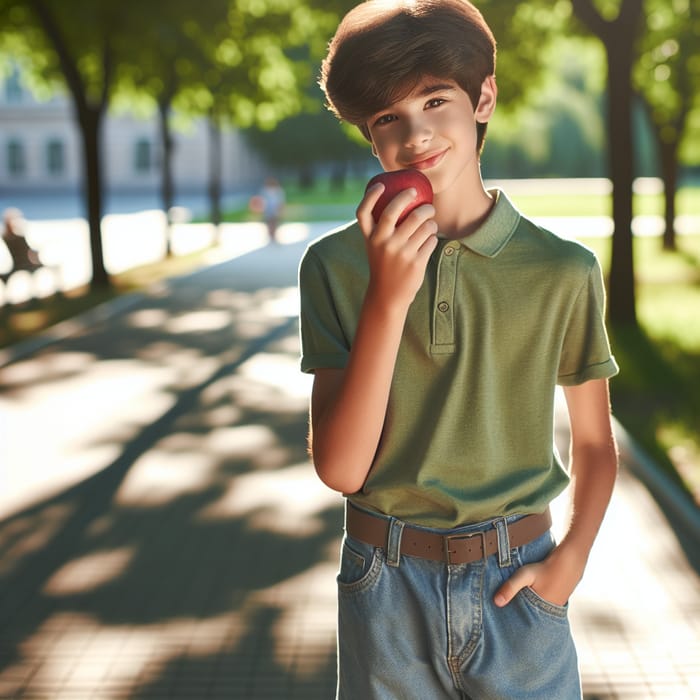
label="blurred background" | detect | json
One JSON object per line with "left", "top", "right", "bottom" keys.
{"left": 0, "top": 0, "right": 699, "bottom": 698}
{"left": 2, "top": 0, "right": 698, "bottom": 515}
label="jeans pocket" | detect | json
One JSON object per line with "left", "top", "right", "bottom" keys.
{"left": 513, "top": 530, "right": 569, "bottom": 619}
{"left": 519, "top": 585, "right": 569, "bottom": 619}
{"left": 337, "top": 536, "right": 383, "bottom": 594}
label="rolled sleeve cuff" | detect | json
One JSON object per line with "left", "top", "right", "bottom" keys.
{"left": 557, "top": 356, "right": 619, "bottom": 386}
{"left": 300, "top": 352, "right": 348, "bottom": 374}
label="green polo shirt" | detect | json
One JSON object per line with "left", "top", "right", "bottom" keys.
{"left": 299, "top": 190, "right": 618, "bottom": 528}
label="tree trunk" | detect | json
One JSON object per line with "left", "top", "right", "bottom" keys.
{"left": 158, "top": 97, "right": 175, "bottom": 257}
{"left": 208, "top": 115, "right": 222, "bottom": 230}
{"left": 572, "top": 0, "right": 642, "bottom": 326}
{"left": 659, "top": 139, "right": 679, "bottom": 251}
{"left": 78, "top": 106, "right": 109, "bottom": 290}
{"left": 606, "top": 39, "right": 637, "bottom": 325}
{"left": 29, "top": 0, "right": 111, "bottom": 290}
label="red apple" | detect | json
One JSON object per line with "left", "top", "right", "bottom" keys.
{"left": 366, "top": 169, "right": 433, "bottom": 224}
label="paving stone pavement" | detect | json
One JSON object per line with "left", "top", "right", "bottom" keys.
{"left": 1, "top": 224, "right": 699, "bottom": 699}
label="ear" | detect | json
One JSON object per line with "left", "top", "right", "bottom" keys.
{"left": 475, "top": 75, "right": 497, "bottom": 121}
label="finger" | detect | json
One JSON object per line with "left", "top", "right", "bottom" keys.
{"left": 377, "top": 188, "right": 419, "bottom": 231}
{"left": 356, "top": 183, "right": 385, "bottom": 236}
{"left": 493, "top": 566, "right": 536, "bottom": 607}
{"left": 414, "top": 223, "right": 439, "bottom": 261}
{"left": 401, "top": 203, "right": 436, "bottom": 231}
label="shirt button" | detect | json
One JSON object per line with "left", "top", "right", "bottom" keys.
{"left": 444, "top": 246, "right": 455, "bottom": 256}
{"left": 438, "top": 301, "right": 450, "bottom": 313}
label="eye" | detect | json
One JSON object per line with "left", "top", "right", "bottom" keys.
{"left": 426, "top": 98, "right": 446, "bottom": 109}
{"left": 373, "top": 113, "right": 397, "bottom": 126}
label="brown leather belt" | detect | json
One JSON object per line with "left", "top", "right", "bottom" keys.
{"left": 346, "top": 504, "right": 552, "bottom": 565}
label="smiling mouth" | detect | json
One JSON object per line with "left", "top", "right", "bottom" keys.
{"left": 408, "top": 150, "right": 446, "bottom": 170}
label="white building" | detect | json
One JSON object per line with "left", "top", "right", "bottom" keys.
{"left": 0, "top": 66, "right": 265, "bottom": 202}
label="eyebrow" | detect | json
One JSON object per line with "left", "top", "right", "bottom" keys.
{"left": 419, "top": 82, "right": 456, "bottom": 96}
{"left": 368, "top": 82, "right": 456, "bottom": 124}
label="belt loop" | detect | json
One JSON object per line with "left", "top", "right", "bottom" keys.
{"left": 386, "top": 518, "right": 405, "bottom": 568}
{"left": 495, "top": 517, "right": 511, "bottom": 568}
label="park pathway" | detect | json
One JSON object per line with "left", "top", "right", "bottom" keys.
{"left": 0, "top": 222, "right": 698, "bottom": 698}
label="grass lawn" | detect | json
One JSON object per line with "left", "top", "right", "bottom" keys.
{"left": 232, "top": 178, "right": 700, "bottom": 222}
{"left": 577, "top": 234, "right": 700, "bottom": 504}
{"left": 3, "top": 183, "right": 699, "bottom": 507}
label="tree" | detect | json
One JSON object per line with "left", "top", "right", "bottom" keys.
{"left": 114, "top": 5, "right": 195, "bottom": 257}
{"left": 0, "top": 0, "right": 133, "bottom": 289}
{"left": 0, "top": 0, "right": 331, "bottom": 284}
{"left": 277, "top": 0, "right": 569, "bottom": 189}
{"left": 170, "top": 3, "right": 325, "bottom": 226}
{"left": 635, "top": 0, "right": 700, "bottom": 250}
{"left": 246, "top": 80, "right": 370, "bottom": 190}
{"left": 570, "top": 0, "right": 644, "bottom": 326}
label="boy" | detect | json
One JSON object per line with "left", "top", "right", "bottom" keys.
{"left": 298, "top": 1, "right": 619, "bottom": 698}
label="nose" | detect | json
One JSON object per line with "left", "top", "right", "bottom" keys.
{"left": 402, "top": 113, "right": 432, "bottom": 149}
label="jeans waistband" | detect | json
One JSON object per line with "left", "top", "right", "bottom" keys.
{"left": 345, "top": 502, "right": 552, "bottom": 567}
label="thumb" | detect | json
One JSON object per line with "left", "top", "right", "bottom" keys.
{"left": 493, "top": 566, "right": 536, "bottom": 607}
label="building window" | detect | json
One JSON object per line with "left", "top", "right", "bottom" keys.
{"left": 7, "top": 140, "right": 25, "bottom": 176}
{"left": 134, "top": 139, "right": 152, "bottom": 173}
{"left": 4, "top": 67, "right": 23, "bottom": 103}
{"left": 47, "top": 139, "right": 65, "bottom": 175}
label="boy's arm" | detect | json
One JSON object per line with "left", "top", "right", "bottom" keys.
{"left": 309, "top": 184, "right": 438, "bottom": 494}
{"left": 495, "top": 377, "right": 618, "bottom": 607}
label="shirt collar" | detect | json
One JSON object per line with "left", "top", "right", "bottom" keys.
{"left": 456, "top": 189, "right": 520, "bottom": 258}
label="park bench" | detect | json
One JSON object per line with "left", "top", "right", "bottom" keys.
{"left": 0, "top": 228, "right": 62, "bottom": 303}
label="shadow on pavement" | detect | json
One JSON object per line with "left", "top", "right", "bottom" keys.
{"left": 2, "top": 232, "right": 699, "bottom": 698}
{"left": 0, "top": 239, "right": 343, "bottom": 698}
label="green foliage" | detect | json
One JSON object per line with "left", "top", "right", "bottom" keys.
{"left": 484, "top": 37, "right": 607, "bottom": 177}
{"left": 245, "top": 102, "right": 369, "bottom": 171}
{"left": 635, "top": 0, "right": 700, "bottom": 164}
{"left": 0, "top": 0, "right": 333, "bottom": 130}
{"left": 478, "top": 0, "right": 573, "bottom": 109}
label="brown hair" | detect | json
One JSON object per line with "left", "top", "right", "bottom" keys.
{"left": 320, "top": 0, "right": 496, "bottom": 149}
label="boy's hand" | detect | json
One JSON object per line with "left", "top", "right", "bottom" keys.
{"left": 357, "top": 182, "right": 438, "bottom": 311}
{"left": 493, "top": 544, "right": 586, "bottom": 608}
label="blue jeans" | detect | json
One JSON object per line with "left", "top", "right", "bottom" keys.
{"left": 336, "top": 507, "right": 581, "bottom": 699}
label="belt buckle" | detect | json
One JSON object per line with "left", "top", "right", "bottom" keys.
{"left": 444, "top": 530, "right": 487, "bottom": 565}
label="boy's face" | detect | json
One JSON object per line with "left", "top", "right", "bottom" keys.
{"left": 366, "top": 75, "right": 495, "bottom": 197}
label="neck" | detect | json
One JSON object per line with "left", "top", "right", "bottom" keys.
{"left": 433, "top": 176, "right": 494, "bottom": 239}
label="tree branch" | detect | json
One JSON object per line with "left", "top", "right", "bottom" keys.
{"left": 617, "top": 0, "right": 644, "bottom": 29}
{"left": 570, "top": 0, "right": 608, "bottom": 39}
{"left": 99, "top": 35, "right": 112, "bottom": 112}
{"left": 28, "top": 0, "right": 87, "bottom": 113}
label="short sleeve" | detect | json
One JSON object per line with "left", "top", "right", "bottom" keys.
{"left": 557, "top": 256, "right": 619, "bottom": 385}
{"left": 298, "top": 248, "right": 351, "bottom": 374}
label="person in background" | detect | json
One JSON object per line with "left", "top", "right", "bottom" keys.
{"left": 260, "top": 177, "right": 285, "bottom": 243}
{"left": 2, "top": 208, "right": 41, "bottom": 272}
